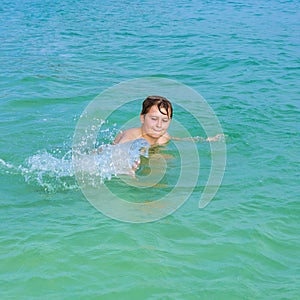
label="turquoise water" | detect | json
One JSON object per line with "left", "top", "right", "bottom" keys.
{"left": 1, "top": 0, "right": 300, "bottom": 299}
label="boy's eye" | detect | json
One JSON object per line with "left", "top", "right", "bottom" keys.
{"left": 163, "top": 119, "right": 169, "bottom": 122}
{"left": 151, "top": 117, "right": 157, "bottom": 120}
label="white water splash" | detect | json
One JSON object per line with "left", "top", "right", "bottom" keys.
{"left": 73, "top": 138, "right": 150, "bottom": 181}
{"left": 0, "top": 139, "right": 150, "bottom": 192}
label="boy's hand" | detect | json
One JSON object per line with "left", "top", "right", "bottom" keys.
{"left": 206, "top": 134, "right": 225, "bottom": 142}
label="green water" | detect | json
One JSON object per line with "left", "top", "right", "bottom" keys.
{"left": 1, "top": 0, "right": 299, "bottom": 299}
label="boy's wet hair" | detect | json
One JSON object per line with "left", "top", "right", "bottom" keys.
{"left": 141, "top": 96, "right": 173, "bottom": 119}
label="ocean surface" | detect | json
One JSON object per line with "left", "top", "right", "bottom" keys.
{"left": 1, "top": 0, "right": 299, "bottom": 299}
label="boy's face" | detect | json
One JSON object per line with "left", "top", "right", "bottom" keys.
{"left": 140, "top": 105, "right": 171, "bottom": 139}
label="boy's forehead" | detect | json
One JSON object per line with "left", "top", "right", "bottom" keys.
{"left": 147, "top": 105, "right": 169, "bottom": 116}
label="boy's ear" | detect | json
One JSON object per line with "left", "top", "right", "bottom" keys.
{"left": 140, "top": 114, "right": 145, "bottom": 124}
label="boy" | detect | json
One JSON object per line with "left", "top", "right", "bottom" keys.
{"left": 114, "top": 95, "right": 222, "bottom": 146}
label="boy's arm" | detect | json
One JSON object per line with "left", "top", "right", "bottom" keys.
{"left": 170, "top": 134, "right": 225, "bottom": 142}
{"left": 113, "top": 132, "right": 124, "bottom": 144}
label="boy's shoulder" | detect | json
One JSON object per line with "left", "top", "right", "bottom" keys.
{"left": 114, "top": 127, "right": 141, "bottom": 144}
{"left": 123, "top": 127, "right": 141, "bottom": 139}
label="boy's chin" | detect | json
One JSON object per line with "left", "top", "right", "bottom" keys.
{"left": 148, "top": 133, "right": 163, "bottom": 139}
